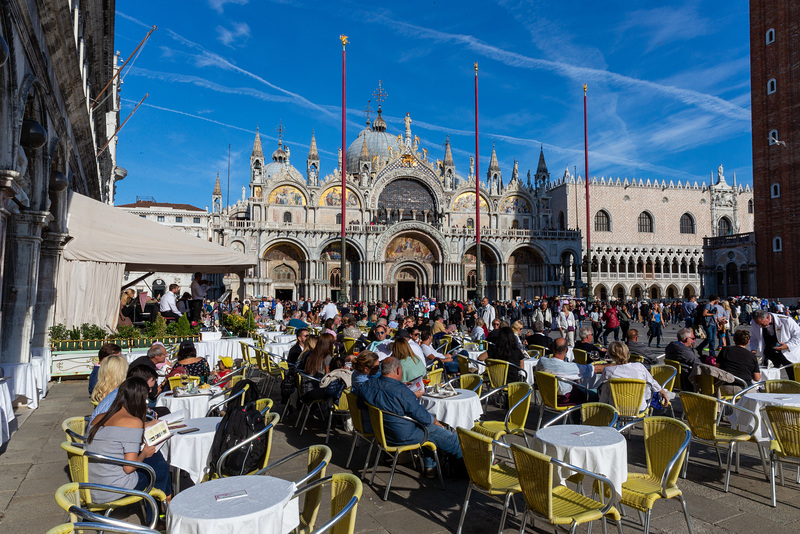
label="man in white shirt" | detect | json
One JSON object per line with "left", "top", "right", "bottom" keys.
{"left": 480, "top": 297, "right": 496, "bottom": 331}
{"left": 274, "top": 299, "right": 284, "bottom": 322}
{"left": 159, "top": 284, "right": 182, "bottom": 319}
{"left": 190, "top": 272, "right": 209, "bottom": 322}
{"left": 321, "top": 299, "right": 339, "bottom": 321}
{"left": 419, "top": 329, "right": 460, "bottom": 374}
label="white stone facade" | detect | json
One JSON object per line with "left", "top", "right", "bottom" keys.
{"left": 210, "top": 107, "right": 584, "bottom": 302}
{"left": 549, "top": 165, "right": 754, "bottom": 300}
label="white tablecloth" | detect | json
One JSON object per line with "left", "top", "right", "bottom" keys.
{"left": 126, "top": 338, "right": 255, "bottom": 371}
{"left": 420, "top": 389, "right": 483, "bottom": 430}
{"left": 0, "top": 362, "right": 38, "bottom": 409}
{"left": 760, "top": 367, "right": 782, "bottom": 381}
{"left": 167, "top": 475, "right": 299, "bottom": 534}
{"left": 264, "top": 342, "right": 294, "bottom": 360}
{"left": 731, "top": 392, "right": 800, "bottom": 443}
{"left": 267, "top": 334, "right": 295, "bottom": 344}
{"left": 30, "top": 347, "right": 52, "bottom": 398}
{"left": 522, "top": 358, "right": 539, "bottom": 386}
{"left": 163, "top": 417, "right": 221, "bottom": 484}
{"left": 533, "top": 424, "right": 627, "bottom": 494}
{"left": 156, "top": 389, "right": 220, "bottom": 420}
{"left": 0, "top": 380, "right": 15, "bottom": 445}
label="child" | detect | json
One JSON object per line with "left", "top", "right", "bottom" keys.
{"left": 212, "top": 356, "right": 234, "bottom": 386}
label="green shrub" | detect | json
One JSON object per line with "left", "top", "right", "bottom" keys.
{"left": 175, "top": 315, "right": 192, "bottom": 336}
{"left": 48, "top": 323, "right": 69, "bottom": 341}
{"left": 68, "top": 326, "right": 82, "bottom": 340}
{"left": 112, "top": 325, "right": 141, "bottom": 339}
{"left": 153, "top": 314, "right": 167, "bottom": 337}
{"left": 80, "top": 323, "right": 107, "bottom": 340}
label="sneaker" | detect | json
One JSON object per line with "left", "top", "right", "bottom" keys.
{"left": 424, "top": 466, "right": 437, "bottom": 479}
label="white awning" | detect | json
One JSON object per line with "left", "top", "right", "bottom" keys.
{"left": 62, "top": 191, "right": 255, "bottom": 273}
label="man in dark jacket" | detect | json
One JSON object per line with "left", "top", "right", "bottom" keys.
{"left": 664, "top": 328, "right": 702, "bottom": 391}
{"left": 625, "top": 328, "right": 660, "bottom": 367}
{"left": 525, "top": 321, "right": 553, "bottom": 353}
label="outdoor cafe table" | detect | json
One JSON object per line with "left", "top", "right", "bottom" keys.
{"left": 0, "top": 362, "right": 38, "bottom": 409}
{"left": 163, "top": 417, "right": 221, "bottom": 484}
{"left": 0, "top": 378, "right": 15, "bottom": 445}
{"left": 730, "top": 392, "right": 800, "bottom": 443}
{"left": 533, "top": 424, "right": 627, "bottom": 495}
{"left": 760, "top": 367, "right": 782, "bottom": 381}
{"left": 156, "top": 387, "right": 221, "bottom": 420}
{"left": 419, "top": 388, "right": 482, "bottom": 430}
{"left": 521, "top": 358, "right": 539, "bottom": 386}
{"left": 268, "top": 334, "right": 296, "bottom": 344}
{"left": 264, "top": 342, "right": 294, "bottom": 360}
{"left": 167, "top": 475, "right": 299, "bottom": 534}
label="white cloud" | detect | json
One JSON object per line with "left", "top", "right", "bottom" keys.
{"left": 208, "top": 0, "right": 248, "bottom": 14}
{"left": 619, "top": 5, "right": 713, "bottom": 52}
{"left": 216, "top": 22, "right": 251, "bottom": 47}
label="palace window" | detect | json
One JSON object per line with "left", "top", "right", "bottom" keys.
{"left": 283, "top": 211, "right": 292, "bottom": 223}
{"left": 717, "top": 217, "right": 732, "bottom": 236}
{"left": 377, "top": 178, "right": 437, "bottom": 218}
{"left": 594, "top": 210, "right": 611, "bottom": 232}
{"left": 768, "top": 78, "right": 777, "bottom": 94}
{"left": 769, "top": 129, "right": 780, "bottom": 145}
{"left": 748, "top": 199, "right": 754, "bottom": 213}
{"left": 679, "top": 213, "right": 695, "bottom": 234}
{"left": 329, "top": 268, "right": 341, "bottom": 289}
{"left": 175, "top": 216, "right": 183, "bottom": 223}
{"left": 637, "top": 212, "right": 653, "bottom": 233}
{"left": 466, "top": 270, "right": 477, "bottom": 288}
{"left": 771, "top": 183, "right": 780, "bottom": 198}
{"left": 157, "top": 216, "right": 165, "bottom": 222}
{"left": 773, "top": 236, "right": 783, "bottom": 252}
{"left": 194, "top": 217, "right": 201, "bottom": 224}
{"left": 766, "top": 28, "right": 775, "bottom": 44}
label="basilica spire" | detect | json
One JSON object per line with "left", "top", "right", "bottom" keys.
{"left": 213, "top": 172, "right": 222, "bottom": 195}
{"left": 536, "top": 146, "right": 548, "bottom": 175}
{"left": 308, "top": 130, "right": 319, "bottom": 161}
{"left": 443, "top": 136, "right": 454, "bottom": 167}
{"left": 252, "top": 126, "right": 264, "bottom": 158}
{"left": 488, "top": 142, "right": 500, "bottom": 173}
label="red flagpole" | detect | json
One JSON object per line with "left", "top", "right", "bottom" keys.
{"left": 339, "top": 35, "right": 348, "bottom": 304}
{"left": 584, "top": 84, "right": 593, "bottom": 302}
{"left": 474, "top": 63, "right": 483, "bottom": 300}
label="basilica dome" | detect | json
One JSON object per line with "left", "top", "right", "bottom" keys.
{"left": 346, "top": 107, "right": 399, "bottom": 174}
{"left": 263, "top": 142, "right": 304, "bottom": 182}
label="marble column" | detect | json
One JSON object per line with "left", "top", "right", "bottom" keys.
{"left": 1, "top": 210, "right": 49, "bottom": 364}
{"left": 31, "top": 232, "right": 69, "bottom": 347}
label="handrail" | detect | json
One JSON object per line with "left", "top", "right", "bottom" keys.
{"left": 206, "top": 384, "right": 248, "bottom": 417}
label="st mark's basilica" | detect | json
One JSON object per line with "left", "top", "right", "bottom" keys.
{"left": 209, "top": 103, "right": 584, "bottom": 302}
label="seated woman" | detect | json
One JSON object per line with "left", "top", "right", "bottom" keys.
{"left": 322, "top": 318, "right": 337, "bottom": 337}
{"left": 351, "top": 350, "right": 380, "bottom": 395}
{"left": 91, "top": 355, "right": 129, "bottom": 406}
{"left": 716, "top": 329, "right": 761, "bottom": 396}
{"left": 392, "top": 337, "right": 427, "bottom": 397}
{"left": 600, "top": 341, "right": 669, "bottom": 412}
{"left": 471, "top": 318, "right": 487, "bottom": 341}
{"left": 175, "top": 346, "right": 212, "bottom": 383}
{"left": 298, "top": 333, "right": 342, "bottom": 402}
{"left": 86, "top": 377, "right": 172, "bottom": 520}
{"left": 477, "top": 327, "right": 526, "bottom": 382}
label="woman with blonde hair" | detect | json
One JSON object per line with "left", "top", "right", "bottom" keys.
{"left": 392, "top": 337, "right": 426, "bottom": 391}
{"left": 91, "top": 355, "right": 129, "bottom": 404}
{"left": 600, "top": 341, "right": 669, "bottom": 411}
{"left": 471, "top": 318, "right": 487, "bottom": 340}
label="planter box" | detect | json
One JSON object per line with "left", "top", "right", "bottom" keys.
{"left": 50, "top": 336, "right": 199, "bottom": 352}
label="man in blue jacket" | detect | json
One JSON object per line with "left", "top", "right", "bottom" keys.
{"left": 357, "top": 357, "right": 462, "bottom": 477}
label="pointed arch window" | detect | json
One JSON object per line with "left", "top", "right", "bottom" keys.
{"left": 717, "top": 217, "right": 732, "bottom": 236}
{"left": 679, "top": 213, "right": 695, "bottom": 234}
{"left": 637, "top": 211, "right": 653, "bottom": 233}
{"left": 283, "top": 212, "right": 292, "bottom": 223}
{"left": 330, "top": 268, "right": 341, "bottom": 289}
{"left": 594, "top": 210, "right": 611, "bottom": 232}
{"left": 748, "top": 199, "right": 754, "bottom": 213}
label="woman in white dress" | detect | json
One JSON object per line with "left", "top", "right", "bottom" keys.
{"left": 556, "top": 303, "right": 577, "bottom": 346}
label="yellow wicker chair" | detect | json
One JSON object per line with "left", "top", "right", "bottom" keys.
{"left": 285, "top": 325, "right": 297, "bottom": 335}
{"left": 62, "top": 417, "right": 87, "bottom": 444}
{"left": 59, "top": 443, "right": 167, "bottom": 521}
{"left": 649, "top": 364, "right": 678, "bottom": 417}
{"left": 664, "top": 358, "right": 685, "bottom": 391}
{"left": 573, "top": 348, "right": 588, "bottom": 365}
{"left": 440, "top": 335, "right": 454, "bottom": 354}
{"left": 484, "top": 359, "right": 527, "bottom": 390}
{"left": 291, "top": 473, "right": 362, "bottom": 534}
{"left": 606, "top": 417, "right": 695, "bottom": 534}
{"left": 456, "top": 354, "right": 481, "bottom": 375}
{"left": 55, "top": 481, "right": 162, "bottom": 531}
{"left": 455, "top": 427, "right": 521, "bottom": 534}
{"left": 527, "top": 345, "right": 547, "bottom": 359}
{"left": 629, "top": 353, "right": 646, "bottom": 364}
{"left": 763, "top": 405, "right": 800, "bottom": 507}
{"left": 445, "top": 373, "right": 483, "bottom": 396}
{"left": 606, "top": 377, "right": 651, "bottom": 427}
{"left": 326, "top": 390, "right": 351, "bottom": 444}
{"left": 510, "top": 444, "right": 624, "bottom": 534}
{"left": 763, "top": 379, "right": 800, "bottom": 394}
{"left": 534, "top": 371, "right": 584, "bottom": 429}
{"left": 167, "top": 375, "right": 201, "bottom": 391}
{"left": 255, "top": 397, "right": 274, "bottom": 414}
{"left": 543, "top": 402, "right": 619, "bottom": 428}
{"left": 474, "top": 382, "right": 532, "bottom": 446}
{"left": 206, "top": 412, "right": 279, "bottom": 479}
{"left": 678, "top": 392, "right": 759, "bottom": 491}
{"left": 365, "top": 402, "right": 444, "bottom": 500}
{"left": 239, "top": 341, "right": 259, "bottom": 379}
{"left": 426, "top": 367, "right": 444, "bottom": 386}
{"left": 295, "top": 371, "right": 330, "bottom": 434}
{"left": 342, "top": 337, "right": 357, "bottom": 356}
{"left": 343, "top": 390, "right": 374, "bottom": 477}
{"left": 256, "top": 445, "right": 332, "bottom": 533}
{"left": 254, "top": 347, "right": 285, "bottom": 397}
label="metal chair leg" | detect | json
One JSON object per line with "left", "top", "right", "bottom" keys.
{"left": 770, "top": 453, "right": 777, "bottom": 507}
{"left": 346, "top": 433, "right": 358, "bottom": 468}
{"left": 644, "top": 509, "right": 651, "bottom": 534}
{"left": 299, "top": 407, "right": 312, "bottom": 435}
{"left": 362, "top": 441, "right": 374, "bottom": 480}
{"left": 518, "top": 509, "right": 528, "bottom": 534}
{"left": 383, "top": 453, "right": 401, "bottom": 500}
{"left": 456, "top": 484, "right": 473, "bottom": 534}
{"left": 497, "top": 491, "right": 512, "bottom": 534}
{"left": 724, "top": 443, "right": 735, "bottom": 492}
{"left": 679, "top": 495, "right": 695, "bottom": 534}
{"left": 325, "top": 411, "right": 334, "bottom": 444}
{"left": 433, "top": 449, "right": 445, "bottom": 490}
{"left": 371, "top": 449, "right": 382, "bottom": 484}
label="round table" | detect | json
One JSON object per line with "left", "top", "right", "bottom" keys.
{"left": 0, "top": 379, "right": 15, "bottom": 445}
{"left": 521, "top": 358, "right": 539, "bottom": 386}
{"left": 155, "top": 387, "right": 221, "bottom": 419}
{"left": 167, "top": 475, "right": 299, "bottom": 534}
{"left": 420, "top": 388, "right": 483, "bottom": 430}
{"left": 465, "top": 351, "right": 486, "bottom": 374}
{"left": 264, "top": 342, "right": 294, "bottom": 360}
{"left": 0, "top": 362, "right": 38, "bottom": 409}
{"left": 163, "top": 417, "right": 221, "bottom": 484}
{"left": 533, "top": 424, "right": 627, "bottom": 494}
{"left": 270, "top": 334, "right": 296, "bottom": 344}
{"left": 731, "top": 392, "right": 800, "bottom": 443}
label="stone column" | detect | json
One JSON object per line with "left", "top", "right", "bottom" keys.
{"left": 1, "top": 211, "right": 49, "bottom": 364}
{"left": 31, "top": 232, "right": 69, "bottom": 347}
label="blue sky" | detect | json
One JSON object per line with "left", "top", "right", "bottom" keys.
{"left": 114, "top": 1, "right": 752, "bottom": 209}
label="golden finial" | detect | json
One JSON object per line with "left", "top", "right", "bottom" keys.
{"left": 340, "top": 35, "right": 349, "bottom": 47}
{"left": 583, "top": 84, "right": 587, "bottom": 94}
{"left": 474, "top": 62, "right": 478, "bottom": 73}
{"left": 373, "top": 81, "right": 387, "bottom": 107}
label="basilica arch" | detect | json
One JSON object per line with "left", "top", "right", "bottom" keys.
{"left": 506, "top": 245, "right": 549, "bottom": 299}
{"left": 261, "top": 242, "right": 308, "bottom": 300}
{"left": 381, "top": 230, "right": 442, "bottom": 301}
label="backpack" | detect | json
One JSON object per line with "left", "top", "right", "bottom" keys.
{"left": 208, "top": 401, "right": 268, "bottom": 477}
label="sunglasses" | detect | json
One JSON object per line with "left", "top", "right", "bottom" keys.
{"left": 375, "top": 330, "right": 386, "bottom": 335}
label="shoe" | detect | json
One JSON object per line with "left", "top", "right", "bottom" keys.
{"left": 424, "top": 466, "right": 437, "bottom": 479}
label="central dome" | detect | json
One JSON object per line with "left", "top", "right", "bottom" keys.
{"left": 346, "top": 107, "right": 399, "bottom": 174}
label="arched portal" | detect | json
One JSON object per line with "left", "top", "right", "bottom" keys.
{"left": 392, "top": 263, "right": 427, "bottom": 301}
{"left": 463, "top": 245, "right": 499, "bottom": 300}
{"left": 320, "top": 240, "right": 361, "bottom": 301}
{"left": 263, "top": 242, "right": 308, "bottom": 300}
{"left": 509, "top": 246, "right": 547, "bottom": 299}
{"left": 382, "top": 232, "right": 441, "bottom": 300}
